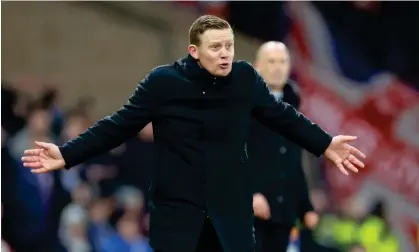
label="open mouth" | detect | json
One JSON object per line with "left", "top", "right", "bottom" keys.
{"left": 219, "top": 63, "right": 229, "bottom": 69}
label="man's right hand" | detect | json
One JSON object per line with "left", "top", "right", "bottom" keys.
{"left": 304, "top": 211, "right": 319, "bottom": 229}
{"left": 253, "top": 193, "right": 271, "bottom": 220}
{"left": 21, "top": 141, "right": 66, "bottom": 173}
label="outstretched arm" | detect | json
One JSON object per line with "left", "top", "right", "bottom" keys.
{"left": 251, "top": 68, "right": 332, "bottom": 157}
{"left": 250, "top": 65, "right": 365, "bottom": 174}
{"left": 60, "top": 72, "right": 159, "bottom": 169}
{"left": 22, "top": 70, "right": 160, "bottom": 172}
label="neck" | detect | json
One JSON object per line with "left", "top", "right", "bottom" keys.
{"left": 269, "top": 86, "right": 283, "bottom": 92}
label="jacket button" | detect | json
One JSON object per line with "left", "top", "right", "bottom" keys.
{"left": 279, "top": 146, "right": 287, "bottom": 154}
{"left": 277, "top": 196, "right": 284, "bottom": 203}
{"left": 203, "top": 210, "right": 209, "bottom": 219}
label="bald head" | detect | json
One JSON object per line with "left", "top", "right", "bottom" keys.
{"left": 254, "top": 41, "right": 290, "bottom": 90}
{"left": 255, "top": 41, "right": 288, "bottom": 62}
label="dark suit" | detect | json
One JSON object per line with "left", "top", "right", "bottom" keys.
{"left": 58, "top": 55, "right": 332, "bottom": 252}
{"left": 248, "top": 81, "right": 314, "bottom": 252}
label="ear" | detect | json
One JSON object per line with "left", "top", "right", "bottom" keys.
{"left": 188, "top": 45, "right": 199, "bottom": 59}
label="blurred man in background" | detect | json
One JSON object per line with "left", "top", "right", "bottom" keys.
{"left": 248, "top": 42, "right": 319, "bottom": 252}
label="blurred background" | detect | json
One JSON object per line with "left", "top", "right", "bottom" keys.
{"left": 1, "top": 1, "right": 418, "bottom": 252}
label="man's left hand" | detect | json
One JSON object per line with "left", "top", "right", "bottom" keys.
{"left": 324, "top": 135, "right": 366, "bottom": 175}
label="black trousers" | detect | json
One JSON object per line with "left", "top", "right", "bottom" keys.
{"left": 254, "top": 219, "right": 293, "bottom": 252}
{"left": 156, "top": 218, "right": 224, "bottom": 252}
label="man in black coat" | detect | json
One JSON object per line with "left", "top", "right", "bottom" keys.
{"left": 248, "top": 42, "right": 319, "bottom": 252}
{"left": 22, "top": 15, "right": 366, "bottom": 252}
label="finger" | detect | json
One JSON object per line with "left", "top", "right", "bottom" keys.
{"left": 31, "top": 167, "right": 51, "bottom": 174}
{"left": 34, "top": 141, "right": 53, "bottom": 150}
{"left": 21, "top": 156, "right": 41, "bottom": 163}
{"left": 348, "top": 154, "right": 365, "bottom": 168}
{"left": 350, "top": 146, "right": 366, "bottom": 159}
{"left": 23, "top": 162, "right": 43, "bottom": 169}
{"left": 337, "top": 163, "right": 349, "bottom": 176}
{"left": 23, "top": 149, "right": 43, "bottom": 156}
{"left": 343, "top": 159, "right": 358, "bottom": 173}
{"left": 338, "top": 135, "right": 357, "bottom": 142}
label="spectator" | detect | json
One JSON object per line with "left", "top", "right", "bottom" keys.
{"left": 88, "top": 198, "right": 116, "bottom": 251}
{"left": 9, "top": 102, "right": 55, "bottom": 160}
{"left": 59, "top": 203, "right": 91, "bottom": 252}
{"left": 115, "top": 186, "right": 149, "bottom": 236}
{"left": 101, "top": 215, "right": 152, "bottom": 252}
{"left": 60, "top": 109, "right": 91, "bottom": 193}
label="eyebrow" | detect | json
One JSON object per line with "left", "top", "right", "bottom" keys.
{"left": 208, "top": 40, "right": 233, "bottom": 45}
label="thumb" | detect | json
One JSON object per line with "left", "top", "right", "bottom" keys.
{"left": 338, "top": 135, "right": 357, "bottom": 142}
{"left": 35, "top": 141, "right": 54, "bottom": 150}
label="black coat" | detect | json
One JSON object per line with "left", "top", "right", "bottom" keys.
{"left": 59, "top": 55, "right": 332, "bottom": 252}
{"left": 248, "top": 81, "right": 314, "bottom": 226}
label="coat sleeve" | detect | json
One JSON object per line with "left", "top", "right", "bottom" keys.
{"left": 250, "top": 65, "right": 332, "bottom": 157}
{"left": 59, "top": 70, "right": 160, "bottom": 169}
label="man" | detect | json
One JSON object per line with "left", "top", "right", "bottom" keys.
{"left": 22, "top": 15, "right": 365, "bottom": 252}
{"left": 248, "top": 42, "right": 318, "bottom": 252}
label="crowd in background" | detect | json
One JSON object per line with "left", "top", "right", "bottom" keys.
{"left": 2, "top": 82, "right": 154, "bottom": 252}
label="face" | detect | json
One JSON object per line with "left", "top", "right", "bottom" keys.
{"left": 189, "top": 28, "right": 234, "bottom": 77}
{"left": 63, "top": 115, "right": 88, "bottom": 140}
{"left": 255, "top": 43, "right": 290, "bottom": 90}
{"left": 28, "top": 109, "right": 51, "bottom": 134}
{"left": 118, "top": 218, "right": 140, "bottom": 240}
{"left": 72, "top": 183, "right": 93, "bottom": 207}
{"left": 90, "top": 200, "right": 112, "bottom": 223}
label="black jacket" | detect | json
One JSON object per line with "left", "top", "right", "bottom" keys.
{"left": 59, "top": 55, "right": 332, "bottom": 252}
{"left": 248, "top": 81, "right": 314, "bottom": 226}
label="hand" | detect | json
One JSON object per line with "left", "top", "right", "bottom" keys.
{"left": 21, "top": 141, "right": 66, "bottom": 173}
{"left": 324, "top": 135, "right": 366, "bottom": 175}
{"left": 253, "top": 193, "right": 271, "bottom": 220}
{"left": 304, "top": 211, "right": 319, "bottom": 229}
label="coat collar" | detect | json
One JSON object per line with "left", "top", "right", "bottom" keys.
{"left": 180, "top": 54, "right": 233, "bottom": 83}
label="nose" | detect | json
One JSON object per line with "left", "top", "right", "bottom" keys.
{"left": 220, "top": 48, "right": 229, "bottom": 58}
{"left": 272, "top": 63, "right": 283, "bottom": 72}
